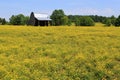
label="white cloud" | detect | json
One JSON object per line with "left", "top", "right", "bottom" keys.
{"left": 101, "top": 8, "right": 115, "bottom": 16}
{"left": 65, "top": 8, "right": 116, "bottom": 16}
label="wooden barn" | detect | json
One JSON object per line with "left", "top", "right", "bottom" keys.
{"left": 28, "top": 12, "right": 51, "bottom": 26}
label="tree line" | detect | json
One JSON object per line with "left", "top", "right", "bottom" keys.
{"left": 0, "top": 14, "right": 29, "bottom": 25}
{"left": 0, "top": 9, "right": 120, "bottom": 26}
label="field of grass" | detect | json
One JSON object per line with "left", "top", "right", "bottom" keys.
{"left": 0, "top": 25, "right": 120, "bottom": 80}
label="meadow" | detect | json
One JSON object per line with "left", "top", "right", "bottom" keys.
{"left": 0, "top": 25, "right": 120, "bottom": 80}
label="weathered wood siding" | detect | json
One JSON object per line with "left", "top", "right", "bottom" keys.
{"left": 27, "top": 12, "right": 36, "bottom": 26}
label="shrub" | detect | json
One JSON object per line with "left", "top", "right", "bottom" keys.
{"left": 79, "top": 16, "right": 95, "bottom": 26}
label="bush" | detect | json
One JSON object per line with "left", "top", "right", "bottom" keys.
{"left": 105, "top": 19, "right": 111, "bottom": 26}
{"left": 115, "top": 16, "right": 120, "bottom": 27}
{"left": 79, "top": 16, "right": 95, "bottom": 26}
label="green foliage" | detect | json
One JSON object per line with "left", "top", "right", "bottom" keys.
{"left": 79, "top": 16, "right": 95, "bottom": 26}
{"left": 74, "top": 17, "right": 80, "bottom": 26}
{"left": 0, "top": 26, "right": 120, "bottom": 79}
{"left": 74, "top": 16, "right": 95, "bottom": 26}
{"left": 50, "top": 9, "right": 69, "bottom": 26}
{"left": 67, "top": 19, "right": 72, "bottom": 26}
{"left": 115, "top": 15, "right": 120, "bottom": 27}
{"left": 105, "top": 63, "right": 114, "bottom": 69}
{"left": 104, "top": 19, "right": 111, "bottom": 26}
{"left": 61, "top": 16, "right": 69, "bottom": 26}
{"left": 68, "top": 15, "right": 108, "bottom": 24}
{"left": 110, "top": 15, "right": 116, "bottom": 26}
{"left": 0, "top": 18, "right": 6, "bottom": 25}
{"left": 9, "top": 14, "right": 29, "bottom": 25}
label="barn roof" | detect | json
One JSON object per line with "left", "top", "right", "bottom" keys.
{"left": 34, "top": 13, "right": 51, "bottom": 21}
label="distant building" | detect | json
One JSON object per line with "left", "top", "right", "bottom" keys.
{"left": 28, "top": 12, "right": 51, "bottom": 26}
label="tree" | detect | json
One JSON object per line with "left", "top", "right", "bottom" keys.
{"left": 105, "top": 19, "right": 111, "bottom": 26}
{"left": 50, "top": 9, "right": 68, "bottom": 26}
{"left": 9, "top": 14, "right": 29, "bottom": 25}
{"left": 79, "top": 16, "right": 95, "bottom": 26}
{"left": 74, "top": 17, "right": 80, "bottom": 26}
{"left": 10, "top": 15, "right": 21, "bottom": 25}
{"left": 68, "top": 15, "right": 95, "bottom": 26}
{"left": 23, "top": 16, "right": 29, "bottom": 25}
{"left": 62, "top": 16, "right": 69, "bottom": 25}
{"left": 0, "top": 18, "right": 6, "bottom": 25}
{"left": 0, "top": 18, "right": 2, "bottom": 24}
{"left": 115, "top": 15, "right": 120, "bottom": 27}
{"left": 68, "top": 15, "right": 80, "bottom": 26}
{"left": 110, "top": 15, "right": 116, "bottom": 26}
{"left": 2, "top": 18, "right": 6, "bottom": 25}
{"left": 67, "top": 19, "right": 72, "bottom": 26}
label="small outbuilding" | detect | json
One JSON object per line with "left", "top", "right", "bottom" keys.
{"left": 28, "top": 12, "right": 51, "bottom": 26}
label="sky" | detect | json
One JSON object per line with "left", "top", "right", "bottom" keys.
{"left": 0, "top": 0, "right": 120, "bottom": 20}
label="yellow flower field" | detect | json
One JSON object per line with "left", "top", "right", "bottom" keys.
{"left": 0, "top": 25, "right": 120, "bottom": 80}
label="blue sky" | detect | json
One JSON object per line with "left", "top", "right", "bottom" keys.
{"left": 0, "top": 0, "right": 120, "bottom": 20}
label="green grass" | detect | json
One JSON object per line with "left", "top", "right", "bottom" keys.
{"left": 95, "top": 23, "right": 105, "bottom": 27}
{"left": 0, "top": 25, "right": 120, "bottom": 80}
